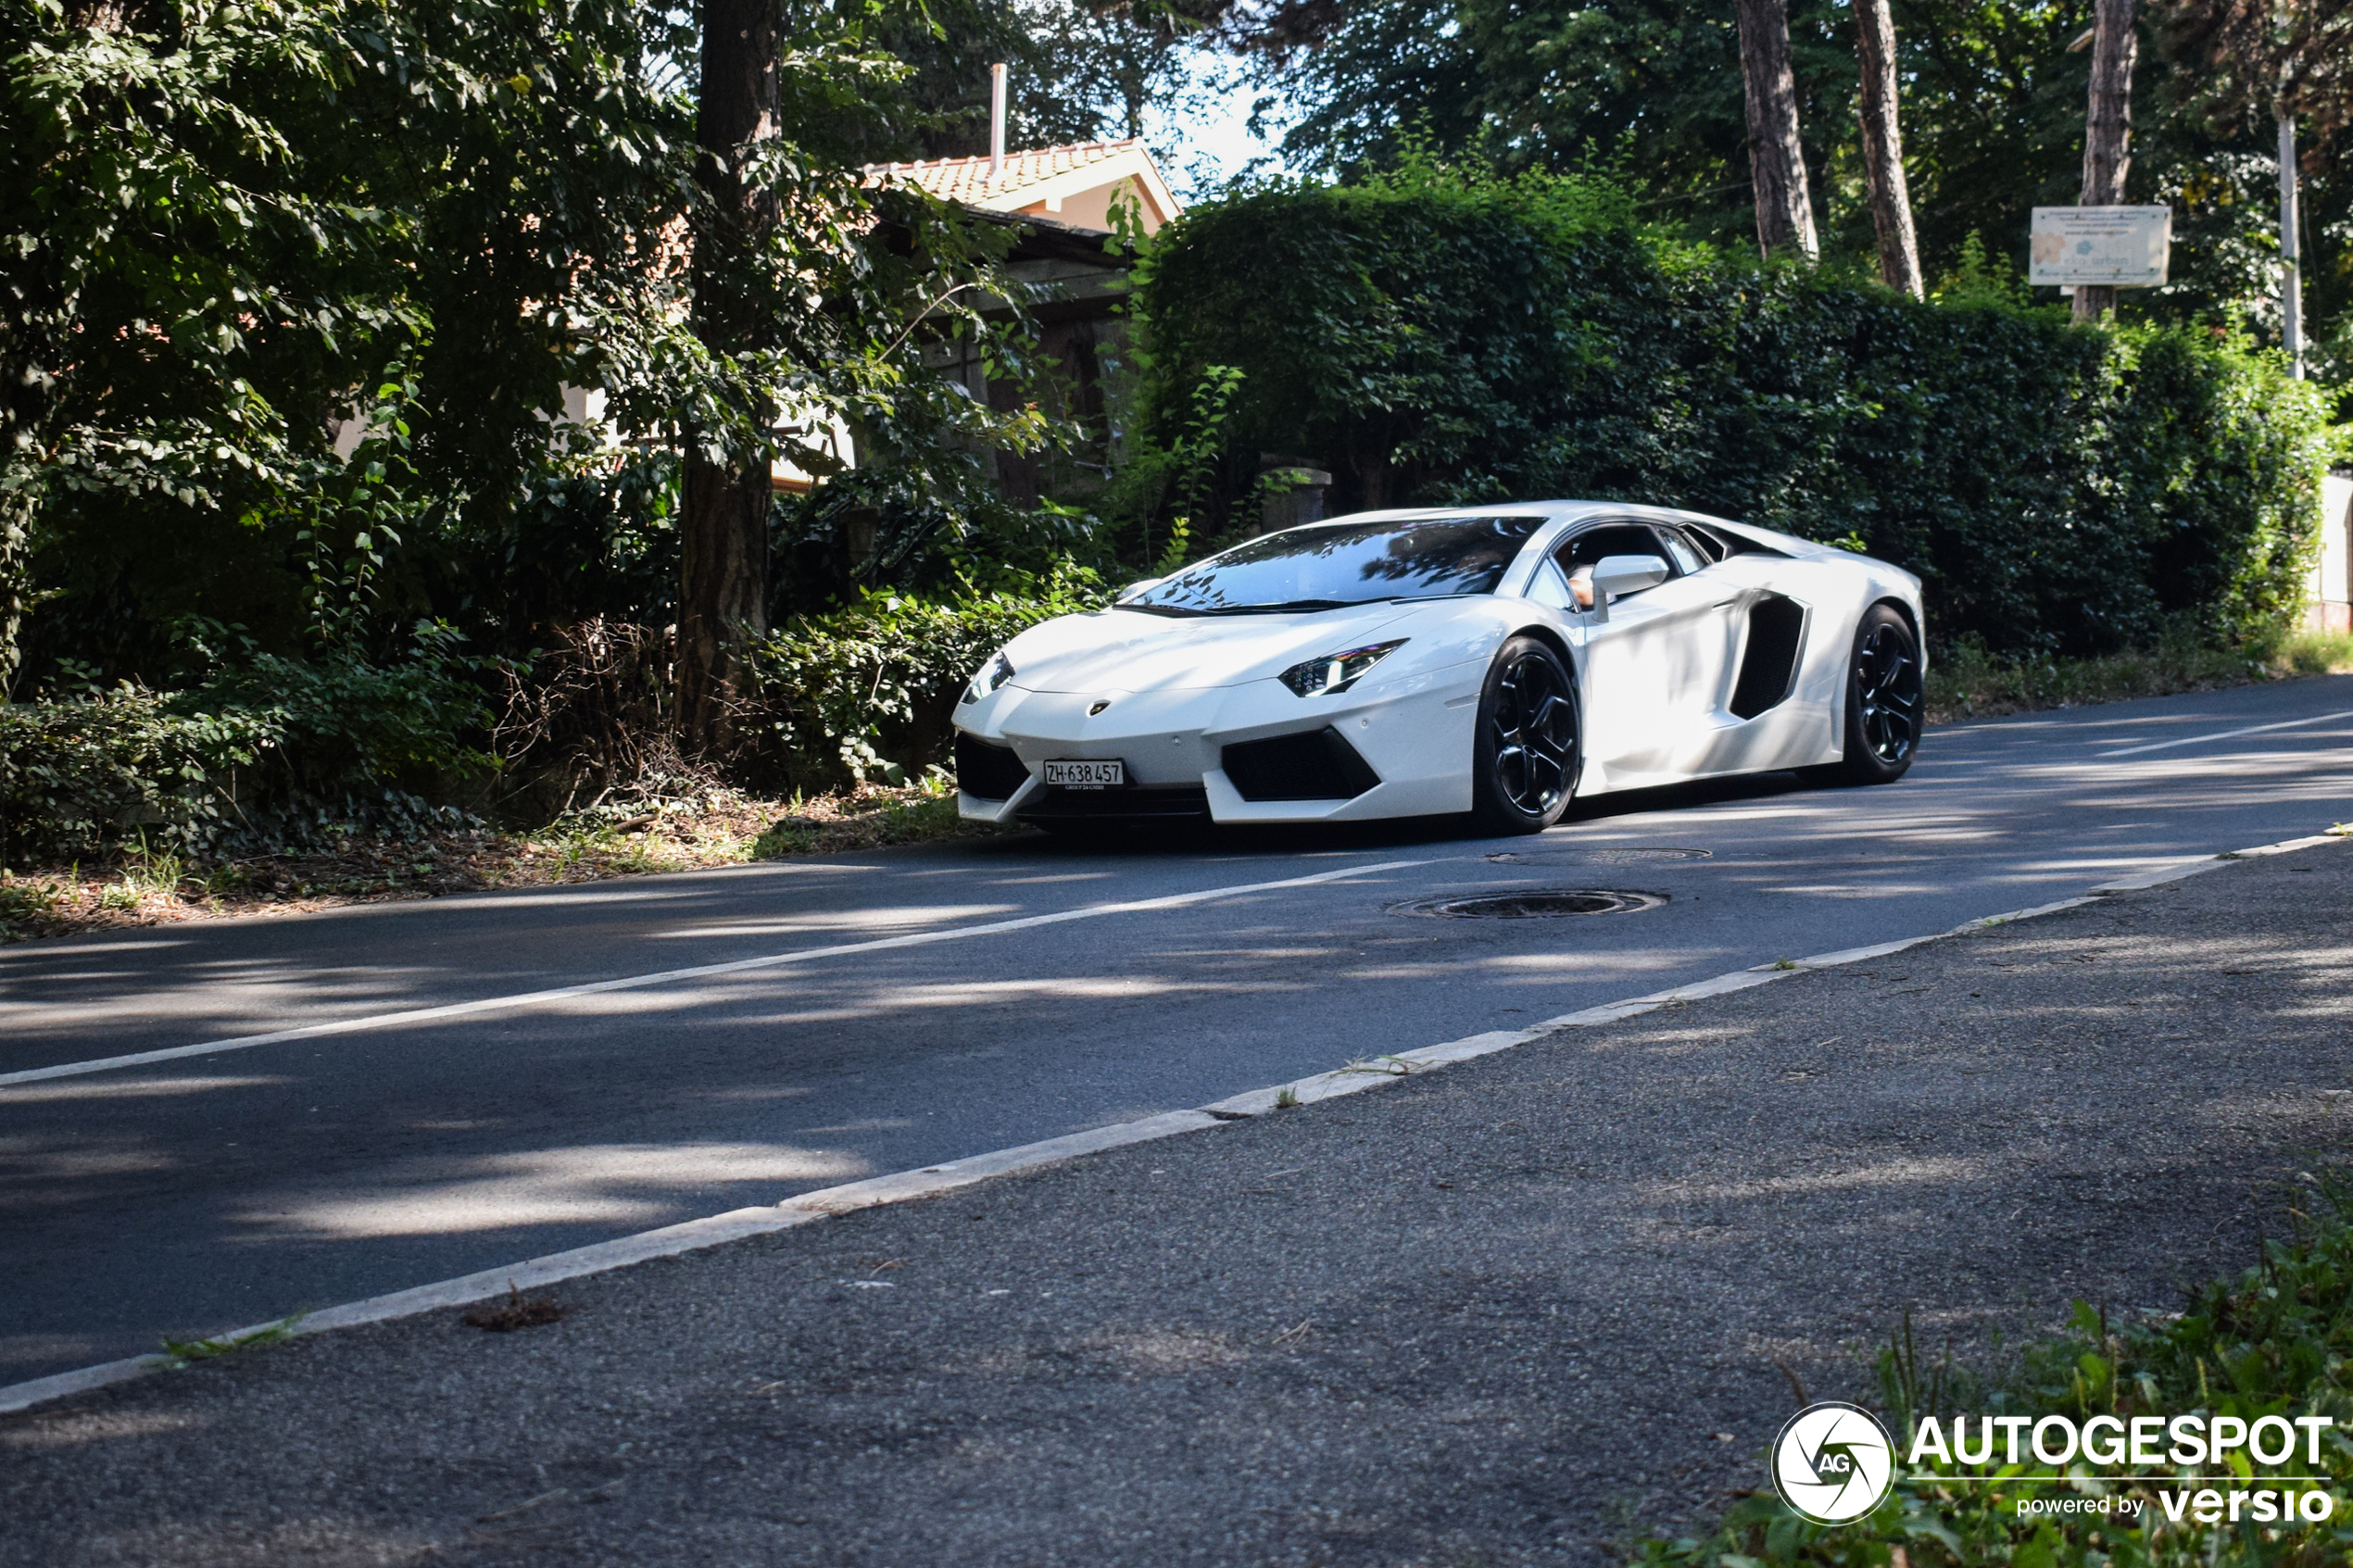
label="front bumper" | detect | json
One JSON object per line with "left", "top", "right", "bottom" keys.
{"left": 952, "top": 662, "right": 1483, "bottom": 825}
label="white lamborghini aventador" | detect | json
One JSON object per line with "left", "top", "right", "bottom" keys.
{"left": 951, "top": 501, "right": 1927, "bottom": 834}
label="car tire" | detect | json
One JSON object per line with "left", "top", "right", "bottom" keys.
{"left": 1471, "top": 636, "right": 1579, "bottom": 834}
{"left": 1801, "top": 602, "right": 1923, "bottom": 787}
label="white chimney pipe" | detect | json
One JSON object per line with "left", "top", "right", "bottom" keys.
{"left": 988, "top": 62, "right": 1007, "bottom": 182}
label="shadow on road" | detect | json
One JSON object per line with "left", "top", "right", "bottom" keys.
{"left": 967, "top": 768, "right": 1828, "bottom": 860}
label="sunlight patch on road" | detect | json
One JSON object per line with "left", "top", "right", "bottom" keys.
{"left": 651, "top": 903, "right": 1023, "bottom": 941}
{"left": 0, "top": 1406, "right": 206, "bottom": 1450}
{"left": 720, "top": 975, "right": 1263, "bottom": 1028}
{"left": 0, "top": 1075, "right": 289, "bottom": 1106}
{"left": 237, "top": 1142, "right": 874, "bottom": 1238}
{"left": 1471, "top": 950, "right": 1703, "bottom": 975}
{"left": 989, "top": 872, "right": 1122, "bottom": 885}
{"left": 0, "top": 1136, "right": 179, "bottom": 1184}
{"left": 1670, "top": 1155, "right": 1983, "bottom": 1202}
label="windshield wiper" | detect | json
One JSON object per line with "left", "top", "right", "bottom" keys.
{"left": 1202, "top": 598, "right": 1355, "bottom": 614}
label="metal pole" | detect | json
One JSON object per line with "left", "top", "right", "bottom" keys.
{"left": 2280, "top": 111, "right": 2304, "bottom": 379}
{"left": 988, "top": 63, "right": 1007, "bottom": 182}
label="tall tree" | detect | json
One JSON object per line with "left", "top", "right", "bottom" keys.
{"left": 1852, "top": 0, "right": 1921, "bottom": 295}
{"left": 2, "top": 0, "right": 1043, "bottom": 709}
{"left": 677, "top": 0, "right": 785, "bottom": 752}
{"left": 0, "top": 0, "right": 689, "bottom": 692}
{"left": 2158, "top": 0, "right": 2353, "bottom": 370}
{"left": 853, "top": 0, "right": 1178, "bottom": 162}
{"left": 1733, "top": 0, "right": 1819, "bottom": 259}
{"left": 2075, "top": 0, "right": 2138, "bottom": 320}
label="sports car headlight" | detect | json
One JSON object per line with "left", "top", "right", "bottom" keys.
{"left": 962, "top": 651, "right": 1015, "bottom": 705}
{"left": 1279, "top": 639, "right": 1407, "bottom": 697}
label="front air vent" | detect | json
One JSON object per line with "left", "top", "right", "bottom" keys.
{"left": 1730, "top": 595, "right": 1808, "bottom": 720}
{"left": 1016, "top": 785, "right": 1211, "bottom": 822}
{"left": 953, "top": 732, "right": 1034, "bottom": 800}
{"left": 1221, "top": 727, "right": 1382, "bottom": 801}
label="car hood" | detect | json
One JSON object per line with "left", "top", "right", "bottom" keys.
{"left": 1003, "top": 601, "right": 1431, "bottom": 693}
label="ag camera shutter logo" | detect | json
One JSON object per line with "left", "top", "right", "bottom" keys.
{"left": 1771, "top": 1401, "right": 1896, "bottom": 1524}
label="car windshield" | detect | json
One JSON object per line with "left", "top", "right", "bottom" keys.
{"left": 1124, "top": 515, "right": 1545, "bottom": 615}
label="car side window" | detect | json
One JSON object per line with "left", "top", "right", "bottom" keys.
{"left": 1657, "top": 529, "right": 1705, "bottom": 576}
{"left": 1525, "top": 558, "right": 1580, "bottom": 609}
{"left": 1680, "top": 524, "right": 1733, "bottom": 563}
{"left": 1554, "top": 524, "right": 1679, "bottom": 601}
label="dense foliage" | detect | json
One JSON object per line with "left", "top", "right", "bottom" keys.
{"left": 0, "top": 622, "right": 488, "bottom": 860}
{"left": 1133, "top": 165, "right": 2337, "bottom": 654}
{"left": 744, "top": 565, "right": 1110, "bottom": 784}
{"left": 0, "top": 686, "right": 278, "bottom": 860}
{"left": 2, "top": 0, "right": 1049, "bottom": 669}
{"left": 1221, "top": 1, "right": 2350, "bottom": 388}
{"left": 0, "top": 0, "right": 1070, "bottom": 859}
{"left": 4, "top": 3, "right": 2346, "bottom": 867}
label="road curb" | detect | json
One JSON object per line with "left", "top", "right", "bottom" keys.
{"left": 6, "top": 828, "right": 2345, "bottom": 1417}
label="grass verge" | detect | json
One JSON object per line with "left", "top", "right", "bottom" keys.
{"left": 1926, "top": 631, "right": 2353, "bottom": 724}
{"left": 1636, "top": 1177, "right": 2353, "bottom": 1566}
{"left": 12, "top": 631, "right": 2347, "bottom": 946}
{"left": 749, "top": 793, "right": 970, "bottom": 859}
{"left": 0, "top": 782, "right": 996, "bottom": 945}
{"left": 158, "top": 1316, "right": 305, "bottom": 1368}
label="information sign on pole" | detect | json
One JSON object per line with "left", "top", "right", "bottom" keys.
{"left": 2029, "top": 206, "right": 2171, "bottom": 288}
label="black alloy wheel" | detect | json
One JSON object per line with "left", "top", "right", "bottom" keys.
{"left": 1804, "top": 603, "right": 1923, "bottom": 786}
{"left": 1472, "top": 636, "right": 1579, "bottom": 833}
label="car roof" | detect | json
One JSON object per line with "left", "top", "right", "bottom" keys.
{"left": 1269, "top": 500, "right": 1856, "bottom": 566}
{"left": 1301, "top": 499, "right": 1713, "bottom": 527}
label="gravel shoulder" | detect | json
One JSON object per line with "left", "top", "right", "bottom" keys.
{"left": 7, "top": 841, "right": 2352, "bottom": 1568}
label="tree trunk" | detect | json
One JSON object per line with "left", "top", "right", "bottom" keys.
{"left": 2280, "top": 110, "right": 2304, "bottom": 378}
{"left": 677, "top": 464, "right": 773, "bottom": 747}
{"left": 677, "top": 0, "right": 783, "bottom": 755}
{"left": 2074, "top": 0, "right": 2136, "bottom": 322}
{"left": 1852, "top": 0, "right": 1921, "bottom": 297}
{"left": 1734, "top": 0, "right": 1819, "bottom": 262}
{"left": 0, "top": 495, "right": 25, "bottom": 703}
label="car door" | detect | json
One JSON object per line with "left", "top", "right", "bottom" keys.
{"left": 1559, "top": 521, "right": 1739, "bottom": 789}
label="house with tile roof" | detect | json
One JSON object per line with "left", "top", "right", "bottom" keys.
{"left": 862, "top": 130, "right": 1184, "bottom": 512}
{"left": 867, "top": 138, "right": 1180, "bottom": 237}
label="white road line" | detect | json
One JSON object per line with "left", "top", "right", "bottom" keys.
{"left": 2098, "top": 709, "right": 2353, "bottom": 759}
{"left": 0, "top": 859, "right": 1435, "bottom": 1089}
{"left": 7, "top": 828, "right": 2337, "bottom": 1419}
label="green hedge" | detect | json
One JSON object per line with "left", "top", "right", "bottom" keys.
{"left": 0, "top": 687, "right": 277, "bottom": 862}
{"left": 1134, "top": 168, "right": 2337, "bottom": 655}
{"left": 0, "top": 632, "right": 495, "bottom": 864}
{"left": 744, "top": 566, "right": 1109, "bottom": 785}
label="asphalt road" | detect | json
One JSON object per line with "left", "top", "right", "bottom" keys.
{"left": 6, "top": 677, "right": 2353, "bottom": 1384}
{"left": 7, "top": 793, "right": 2349, "bottom": 1568}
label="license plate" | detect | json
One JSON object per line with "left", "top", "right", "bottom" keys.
{"left": 1044, "top": 759, "right": 1125, "bottom": 789}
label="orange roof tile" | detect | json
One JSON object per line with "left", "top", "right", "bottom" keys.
{"left": 865, "top": 140, "right": 1145, "bottom": 204}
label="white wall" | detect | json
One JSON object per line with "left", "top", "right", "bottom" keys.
{"left": 2306, "top": 473, "right": 2353, "bottom": 633}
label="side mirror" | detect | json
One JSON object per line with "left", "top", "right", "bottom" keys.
{"left": 1591, "top": 554, "right": 1669, "bottom": 604}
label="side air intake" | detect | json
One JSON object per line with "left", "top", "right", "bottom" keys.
{"left": 1730, "top": 595, "right": 1807, "bottom": 720}
{"left": 953, "top": 732, "right": 1034, "bottom": 800}
{"left": 1221, "top": 727, "right": 1382, "bottom": 801}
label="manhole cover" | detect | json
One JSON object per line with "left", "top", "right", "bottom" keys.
{"left": 1394, "top": 888, "right": 1668, "bottom": 919}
